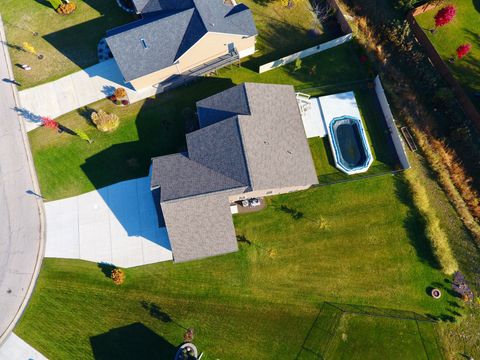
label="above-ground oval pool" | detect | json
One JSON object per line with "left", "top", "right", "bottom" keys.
{"left": 328, "top": 116, "right": 373, "bottom": 175}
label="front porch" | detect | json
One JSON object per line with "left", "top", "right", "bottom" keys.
{"left": 158, "top": 50, "right": 240, "bottom": 92}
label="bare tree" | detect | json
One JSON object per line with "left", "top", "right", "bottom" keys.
{"left": 312, "top": 1, "right": 334, "bottom": 25}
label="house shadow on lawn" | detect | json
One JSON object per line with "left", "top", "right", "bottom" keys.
{"left": 80, "top": 77, "right": 234, "bottom": 236}
{"left": 42, "top": 7, "right": 133, "bottom": 70}
{"left": 90, "top": 322, "right": 177, "bottom": 360}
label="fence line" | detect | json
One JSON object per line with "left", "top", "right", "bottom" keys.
{"left": 258, "top": 0, "right": 353, "bottom": 73}
{"left": 258, "top": 33, "right": 352, "bottom": 73}
{"left": 373, "top": 75, "right": 411, "bottom": 170}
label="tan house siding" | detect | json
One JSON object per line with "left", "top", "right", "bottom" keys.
{"left": 130, "top": 64, "right": 179, "bottom": 90}
{"left": 176, "top": 32, "right": 255, "bottom": 71}
{"left": 129, "top": 33, "right": 255, "bottom": 90}
{"left": 228, "top": 185, "right": 312, "bottom": 203}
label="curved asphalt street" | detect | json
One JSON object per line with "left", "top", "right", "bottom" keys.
{"left": 0, "top": 15, "right": 44, "bottom": 345}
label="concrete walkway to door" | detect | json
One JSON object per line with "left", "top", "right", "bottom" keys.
{"left": 18, "top": 59, "right": 160, "bottom": 132}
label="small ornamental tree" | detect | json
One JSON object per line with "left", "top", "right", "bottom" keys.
{"left": 183, "top": 328, "right": 195, "bottom": 343}
{"left": 41, "top": 117, "right": 59, "bottom": 130}
{"left": 456, "top": 43, "right": 472, "bottom": 59}
{"left": 111, "top": 268, "right": 125, "bottom": 285}
{"left": 434, "top": 5, "right": 456, "bottom": 28}
{"left": 91, "top": 110, "right": 119, "bottom": 132}
{"left": 114, "top": 87, "right": 127, "bottom": 99}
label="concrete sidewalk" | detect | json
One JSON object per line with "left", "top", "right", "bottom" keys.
{"left": 18, "top": 59, "right": 160, "bottom": 132}
{"left": 0, "top": 15, "right": 44, "bottom": 345}
{"left": 0, "top": 333, "right": 47, "bottom": 360}
{"left": 45, "top": 176, "right": 172, "bottom": 268}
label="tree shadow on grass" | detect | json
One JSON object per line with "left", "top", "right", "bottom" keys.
{"left": 140, "top": 301, "right": 186, "bottom": 330}
{"left": 98, "top": 262, "right": 116, "bottom": 278}
{"left": 394, "top": 175, "right": 440, "bottom": 270}
{"left": 90, "top": 322, "right": 177, "bottom": 360}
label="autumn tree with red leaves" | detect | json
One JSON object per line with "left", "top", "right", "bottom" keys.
{"left": 456, "top": 43, "right": 472, "bottom": 59}
{"left": 434, "top": 5, "right": 456, "bottom": 28}
{"left": 41, "top": 117, "right": 59, "bottom": 130}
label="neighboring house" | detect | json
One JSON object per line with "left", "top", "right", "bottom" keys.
{"left": 106, "top": 0, "right": 257, "bottom": 90}
{"left": 150, "top": 83, "right": 319, "bottom": 263}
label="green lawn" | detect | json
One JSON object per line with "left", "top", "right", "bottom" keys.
{"left": 2, "top": 0, "right": 134, "bottom": 88}
{"left": 29, "top": 42, "right": 369, "bottom": 201}
{"left": 296, "top": 302, "right": 444, "bottom": 359}
{"left": 3, "top": 0, "right": 329, "bottom": 88}
{"left": 16, "top": 174, "right": 455, "bottom": 359}
{"left": 415, "top": 1, "right": 480, "bottom": 109}
{"left": 308, "top": 88, "right": 400, "bottom": 184}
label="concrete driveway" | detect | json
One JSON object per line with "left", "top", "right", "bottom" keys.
{"left": 0, "top": 333, "right": 47, "bottom": 360}
{"left": 0, "top": 16, "right": 44, "bottom": 345}
{"left": 17, "top": 59, "right": 160, "bottom": 132}
{"left": 45, "top": 176, "right": 172, "bottom": 268}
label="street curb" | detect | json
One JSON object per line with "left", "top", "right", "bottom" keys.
{"left": 0, "top": 14, "right": 46, "bottom": 346}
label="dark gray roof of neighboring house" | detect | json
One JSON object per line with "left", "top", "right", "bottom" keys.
{"left": 132, "top": 0, "right": 194, "bottom": 15}
{"left": 106, "top": 9, "right": 199, "bottom": 82}
{"left": 151, "top": 153, "right": 246, "bottom": 202}
{"left": 106, "top": 0, "right": 257, "bottom": 82}
{"left": 160, "top": 191, "right": 240, "bottom": 263}
{"left": 186, "top": 116, "right": 250, "bottom": 186}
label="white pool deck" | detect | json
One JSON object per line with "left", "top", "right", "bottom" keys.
{"left": 300, "top": 91, "right": 362, "bottom": 139}
{"left": 44, "top": 176, "right": 173, "bottom": 268}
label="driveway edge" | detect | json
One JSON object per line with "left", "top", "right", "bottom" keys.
{"left": 0, "top": 14, "right": 46, "bottom": 345}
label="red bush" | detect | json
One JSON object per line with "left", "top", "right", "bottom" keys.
{"left": 434, "top": 5, "right": 456, "bottom": 28}
{"left": 41, "top": 116, "right": 59, "bottom": 130}
{"left": 456, "top": 43, "right": 472, "bottom": 59}
{"left": 121, "top": 100, "right": 129, "bottom": 105}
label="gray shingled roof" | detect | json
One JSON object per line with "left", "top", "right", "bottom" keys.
{"left": 106, "top": 0, "right": 257, "bottom": 82}
{"left": 186, "top": 116, "right": 250, "bottom": 186}
{"left": 151, "top": 153, "right": 246, "bottom": 202}
{"left": 196, "top": 84, "right": 250, "bottom": 127}
{"left": 161, "top": 191, "right": 240, "bottom": 263}
{"left": 237, "top": 83, "right": 319, "bottom": 190}
{"left": 151, "top": 82, "right": 318, "bottom": 263}
{"left": 132, "top": 0, "right": 194, "bottom": 15}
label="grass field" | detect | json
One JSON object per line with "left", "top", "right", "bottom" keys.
{"left": 3, "top": 0, "right": 329, "bottom": 88}
{"left": 297, "top": 302, "right": 444, "bottom": 359}
{"left": 308, "top": 88, "right": 400, "bottom": 184}
{"left": 415, "top": 0, "right": 480, "bottom": 110}
{"left": 2, "top": 0, "right": 133, "bottom": 88}
{"left": 28, "top": 42, "right": 369, "bottom": 201}
{"left": 15, "top": 174, "right": 456, "bottom": 359}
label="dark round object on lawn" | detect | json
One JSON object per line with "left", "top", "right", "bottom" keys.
{"left": 431, "top": 288, "right": 442, "bottom": 299}
{"left": 37, "top": 54, "right": 44, "bottom": 60}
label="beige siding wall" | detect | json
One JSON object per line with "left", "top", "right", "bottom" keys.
{"left": 228, "top": 185, "right": 312, "bottom": 203}
{"left": 130, "top": 64, "right": 178, "bottom": 90}
{"left": 177, "top": 32, "right": 255, "bottom": 71}
{"left": 129, "top": 33, "right": 256, "bottom": 90}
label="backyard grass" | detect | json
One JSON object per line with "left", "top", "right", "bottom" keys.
{"left": 15, "top": 174, "right": 457, "bottom": 359}
{"left": 29, "top": 42, "right": 369, "bottom": 201}
{"left": 308, "top": 88, "right": 400, "bottom": 184}
{"left": 2, "top": 0, "right": 133, "bottom": 88}
{"left": 415, "top": 0, "right": 480, "bottom": 109}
